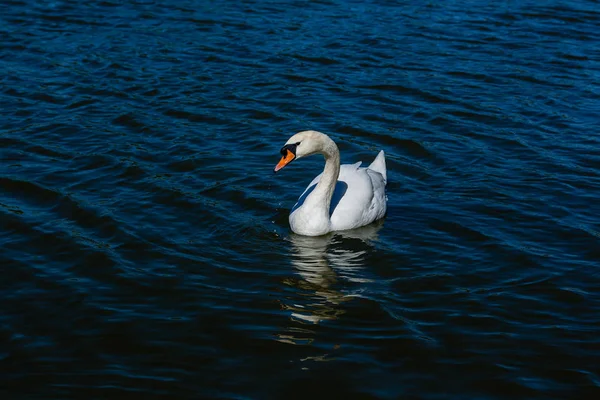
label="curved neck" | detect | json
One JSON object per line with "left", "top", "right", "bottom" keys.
{"left": 305, "top": 137, "right": 340, "bottom": 218}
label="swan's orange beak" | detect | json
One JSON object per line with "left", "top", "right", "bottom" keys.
{"left": 274, "top": 149, "right": 296, "bottom": 173}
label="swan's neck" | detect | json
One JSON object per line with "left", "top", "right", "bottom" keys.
{"left": 305, "top": 138, "right": 340, "bottom": 219}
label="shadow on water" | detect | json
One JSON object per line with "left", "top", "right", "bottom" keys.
{"left": 275, "top": 221, "right": 384, "bottom": 345}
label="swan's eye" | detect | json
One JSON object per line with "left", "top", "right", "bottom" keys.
{"left": 296, "top": 142, "right": 301, "bottom": 146}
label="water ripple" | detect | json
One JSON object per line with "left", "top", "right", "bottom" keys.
{"left": 1, "top": 0, "right": 600, "bottom": 398}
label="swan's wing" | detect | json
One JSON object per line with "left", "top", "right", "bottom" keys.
{"left": 367, "top": 150, "right": 386, "bottom": 185}
{"left": 328, "top": 167, "right": 373, "bottom": 227}
{"left": 328, "top": 161, "right": 387, "bottom": 230}
{"left": 366, "top": 168, "right": 387, "bottom": 219}
{"left": 365, "top": 151, "right": 387, "bottom": 218}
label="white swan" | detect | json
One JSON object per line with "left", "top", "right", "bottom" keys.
{"left": 274, "top": 130, "right": 387, "bottom": 236}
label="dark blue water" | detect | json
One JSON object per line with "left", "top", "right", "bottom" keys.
{"left": 2, "top": 0, "right": 599, "bottom": 398}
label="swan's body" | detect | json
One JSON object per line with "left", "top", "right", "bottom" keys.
{"left": 274, "top": 130, "right": 387, "bottom": 236}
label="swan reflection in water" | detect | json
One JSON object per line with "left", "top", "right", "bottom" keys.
{"left": 276, "top": 221, "right": 383, "bottom": 345}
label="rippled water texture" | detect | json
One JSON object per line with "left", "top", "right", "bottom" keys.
{"left": 2, "top": 0, "right": 600, "bottom": 398}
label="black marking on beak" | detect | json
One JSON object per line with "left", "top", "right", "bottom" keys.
{"left": 280, "top": 143, "right": 298, "bottom": 157}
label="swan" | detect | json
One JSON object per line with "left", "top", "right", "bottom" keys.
{"left": 274, "top": 130, "right": 387, "bottom": 236}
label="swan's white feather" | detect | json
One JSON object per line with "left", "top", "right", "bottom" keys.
{"left": 278, "top": 130, "right": 387, "bottom": 236}
{"left": 368, "top": 150, "right": 386, "bottom": 184}
{"left": 290, "top": 154, "right": 387, "bottom": 233}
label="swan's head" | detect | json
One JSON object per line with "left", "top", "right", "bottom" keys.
{"left": 274, "top": 130, "right": 328, "bottom": 173}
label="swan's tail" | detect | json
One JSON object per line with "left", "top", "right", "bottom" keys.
{"left": 368, "top": 150, "right": 387, "bottom": 184}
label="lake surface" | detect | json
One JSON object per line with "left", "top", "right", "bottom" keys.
{"left": 1, "top": 0, "right": 599, "bottom": 398}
